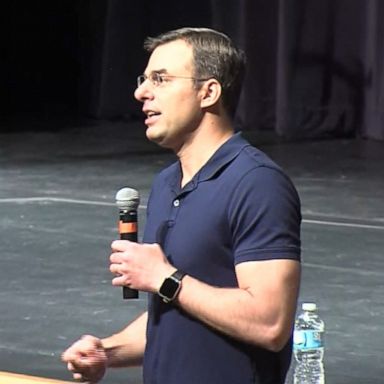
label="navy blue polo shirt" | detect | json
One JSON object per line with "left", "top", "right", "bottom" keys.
{"left": 142, "top": 133, "right": 301, "bottom": 384}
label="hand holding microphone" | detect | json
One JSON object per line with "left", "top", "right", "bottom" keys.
{"left": 115, "top": 187, "right": 140, "bottom": 299}
{"left": 113, "top": 187, "right": 177, "bottom": 300}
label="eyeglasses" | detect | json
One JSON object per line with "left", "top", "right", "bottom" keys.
{"left": 137, "top": 72, "right": 211, "bottom": 88}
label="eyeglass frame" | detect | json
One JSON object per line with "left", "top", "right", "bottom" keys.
{"left": 137, "top": 72, "right": 212, "bottom": 88}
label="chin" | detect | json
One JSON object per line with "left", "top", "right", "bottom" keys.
{"left": 146, "top": 128, "right": 166, "bottom": 146}
{"left": 146, "top": 126, "right": 179, "bottom": 150}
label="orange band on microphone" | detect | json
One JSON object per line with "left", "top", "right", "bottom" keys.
{"left": 119, "top": 221, "right": 137, "bottom": 234}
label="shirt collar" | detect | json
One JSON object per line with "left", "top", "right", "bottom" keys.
{"left": 196, "top": 132, "right": 250, "bottom": 183}
{"left": 169, "top": 132, "right": 250, "bottom": 193}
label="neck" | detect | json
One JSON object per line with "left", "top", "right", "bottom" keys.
{"left": 177, "top": 114, "right": 234, "bottom": 188}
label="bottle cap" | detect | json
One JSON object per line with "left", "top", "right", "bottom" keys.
{"left": 302, "top": 302, "right": 317, "bottom": 311}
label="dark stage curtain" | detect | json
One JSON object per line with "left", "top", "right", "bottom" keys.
{"left": 87, "top": 0, "right": 383, "bottom": 140}
{"left": 77, "top": 0, "right": 212, "bottom": 119}
{"left": 211, "top": 0, "right": 384, "bottom": 140}
{"left": 3, "top": 1, "right": 383, "bottom": 140}
{"left": 362, "top": 0, "right": 384, "bottom": 141}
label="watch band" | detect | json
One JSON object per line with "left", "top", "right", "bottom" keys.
{"left": 171, "top": 269, "right": 186, "bottom": 281}
{"left": 158, "top": 269, "right": 186, "bottom": 303}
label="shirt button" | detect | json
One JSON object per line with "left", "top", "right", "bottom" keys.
{"left": 173, "top": 199, "right": 180, "bottom": 207}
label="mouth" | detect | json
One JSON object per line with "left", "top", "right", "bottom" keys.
{"left": 144, "top": 110, "right": 161, "bottom": 125}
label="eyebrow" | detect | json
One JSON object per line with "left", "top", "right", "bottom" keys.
{"left": 145, "top": 68, "right": 169, "bottom": 76}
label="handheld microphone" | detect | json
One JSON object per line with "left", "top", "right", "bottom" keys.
{"left": 115, "top": 187, "right": 140, "bottom": 299}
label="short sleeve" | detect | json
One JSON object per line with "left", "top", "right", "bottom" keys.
{"left": 227, "top": 166, "right": 301, "bottom": 264}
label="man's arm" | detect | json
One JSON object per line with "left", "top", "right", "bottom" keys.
{"left": 110, "top": 241, "right": 300, "bottom": 352}
{"left": 62, "top": 311, "right": 147, "bottom": 382}
{"left": 102, "top": 311, "right": 148, "bottom": 367}
{"left": 175, "top": 259, "right": 300, "bottom": 352}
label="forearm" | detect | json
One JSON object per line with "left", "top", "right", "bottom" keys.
{"left": 101, "top": 312, "right": 147, "bottom": 368}
{"left": 176, "top": 277, "right": 276, "bottom": 346}
{"left": 175, "top": 261, "right": 300, "bottom": 351}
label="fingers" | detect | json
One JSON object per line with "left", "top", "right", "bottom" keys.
{"left": 109, "top": 241, "right": 169, "bottom": 292}
{"left": 111, "top": 274, "right": 128, "bottom": 287}
{"left": 109, "top": 250, "right": 130, "bottom": 287}
{"left": 109, "top": 242, "right": 132, "bottom": 267}
{"left": 109, "top": 242, "right": 136, "bottom": 285}
{"left": 66, "top": 362, "right": 84, "bottom": 382}
{"left": 111, "top": 239, "right": 133, "bottom": 252}
{"left": 62, "top": 335, "right": 106, "bottom": 383}
{"left": 67, "top": 360, "right": 90, "bottom": 382}
{"left": 62, "top": 335, "right": 95, "bottom": 361}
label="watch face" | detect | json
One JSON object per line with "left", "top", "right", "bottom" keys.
{"left": 159, "top": 277, "right": 180, "bottom": 301}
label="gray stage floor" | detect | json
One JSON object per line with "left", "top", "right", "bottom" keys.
{"left": 1, "top": 118, "right": 383, "bottom": 383}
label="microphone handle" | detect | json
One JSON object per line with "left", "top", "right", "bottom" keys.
{"left": 119, "top": 210, "right": 139, "bottom": 299}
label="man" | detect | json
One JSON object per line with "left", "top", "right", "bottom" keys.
{"left": 62, "top": 27, "right": 301, "bottom": 384}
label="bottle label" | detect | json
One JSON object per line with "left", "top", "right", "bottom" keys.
{"left": 293, "top": 330, "right": 323, "bottom": 350}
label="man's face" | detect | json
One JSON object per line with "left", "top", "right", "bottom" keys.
{"left": 134, "top": 40, "right": 204, "bottom": 150}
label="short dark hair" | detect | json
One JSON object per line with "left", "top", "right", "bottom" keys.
{"left": 144, "top": 27, "right": 246, "bottom": 117}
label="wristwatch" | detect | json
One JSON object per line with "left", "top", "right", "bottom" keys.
{"left": 158, "top": 270, "right": 186, "bottom": 303}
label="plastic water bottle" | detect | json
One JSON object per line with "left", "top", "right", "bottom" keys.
{"left": 293, "top": 302, "right": 325, "bottom": 384}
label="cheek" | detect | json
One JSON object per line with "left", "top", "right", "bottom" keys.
{"left": 159, "top": 87, "right": 202, "bottom": 128}
{"left": 168, "top": 107, "right": 199, "bottom": 131}
{"left": 172, "top": 96, "right": 201, "bottom": 121}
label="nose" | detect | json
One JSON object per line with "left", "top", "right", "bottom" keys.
{"left": 134, "top": 80, "right": 153, "bottom": 103}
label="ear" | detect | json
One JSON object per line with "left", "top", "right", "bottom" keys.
{"left": 199, "top": 78, "right": 222, "bottom": 109}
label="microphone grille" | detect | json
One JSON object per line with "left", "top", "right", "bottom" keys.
{"left": 115, "top": 187, "right": 140, "bottom": 210}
